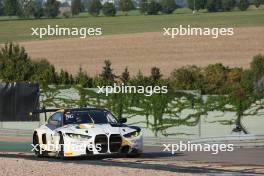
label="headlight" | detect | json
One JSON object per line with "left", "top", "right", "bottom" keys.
{"left": 123, "top": 131, "right": 140, "bottom": 138}
{"left": 65, "top": 133, "right": 92, "bottom": 139}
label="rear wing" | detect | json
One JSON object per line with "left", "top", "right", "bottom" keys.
{"left": 29, "top": 107, "right": 60, "bottom": 121}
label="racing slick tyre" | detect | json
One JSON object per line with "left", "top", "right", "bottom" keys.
{"left": 33, "top": 133, "right": 43, "bottom": 157}
{"left": 126, "top": 153, "right": 142, "bottom": 158}
{"left": 58, "top": 133, "right": 65, "bottom": 160}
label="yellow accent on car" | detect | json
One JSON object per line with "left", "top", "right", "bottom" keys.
{"left": 122, "top": 139, "right": 130, "bottom": 146}
{"left": 64, "top": 152, "right": 73, "bottom": 156}
{"left": 79, "top": 124, "right": 92, "bottom": 129}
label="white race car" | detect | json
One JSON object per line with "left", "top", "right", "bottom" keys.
{"left": 31, "top": 108, "right": 143, "bottom": 159}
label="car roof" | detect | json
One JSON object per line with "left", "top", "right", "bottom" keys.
{"left": 61, "top": 107, "right": 108, "bottom": 112}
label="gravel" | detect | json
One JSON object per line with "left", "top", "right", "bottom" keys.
{"left": 0, "top": 157, "right": 203, "bottom": 176}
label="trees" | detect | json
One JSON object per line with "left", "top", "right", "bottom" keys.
{"left": 147, "top": 1, "right": 161, "bottom": 15}
{"left": 0, "top": 43, "right": 34, "bottom": 82}
{"left": 100, "top": 60, "right": 115, "bottom": 84}
{"left": 238, "top": 0, "right": 249, "bottom": 11}
{"left": 71, "top": 0, "right": 82, "bottom": 15}
{"left": 139, "top": 0, "right": 148, "bottom": 14}
{"left": 44, "top": 0, "right": 60, "bottom": 18}
{"left": 75, "top": 67, "right": 93, "bottom": 87}
{"left": 88, "top": 0, "right": 102, "bottom": 16}
{"left": 102, "top": 2, "right": 116, "bottom": 16}
{"left": 188, "top": 0, "right": 207, "bottom": 11}
{"left": 205, "top": 55, "right": 264, "bottom": 134}
{"left": 3, "top": 0, "right": 18, "bottom": 16}
{"left": 31, "top": 59, "right": 59, "bottom": 86}
{"left": 0, "top": 43, "right": 60, "bottom": 86}
{"left": 206, "top": 0, "right": 222, "bottom": 12}
{"left": 121, "top": 67, "right": 130, "bottom": 83}
{"left": 160, "top": 0, "right": 177, "bottom": 14}
{"left": 119, "top": 0, "right": 134, "bottom": 15}
{"left": 222, "top": 0, "right": 236, "bottom": 11}
{"left": 0, "top": 0, "right": 4, "bottom": 15}
{"left": 150, "top": 67, "right": 162, "bottom": 82}
{"left": 170, "top": 66, "right": 204, "bottom": 90}
{"left": 33, "top": 2, "right": 44, "bottom": 19}
{"left": 17, "top": 0, "right": 35, "bottom": 18}
{"left": 203, "top": 63, "right": 228, "bottom": 94}
{"left": 139, "top": 0, "right": 162, "bottom": 15}
{"left": 59, "top": 69, "right": 74, "bottom": 85}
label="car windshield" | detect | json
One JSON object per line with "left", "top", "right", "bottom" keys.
{"left": 63, "top": 109, "right": 118, "bottom": 125}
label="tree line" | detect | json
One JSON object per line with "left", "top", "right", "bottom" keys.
{"left": 1, "top": 43, "right": 264, "bottom": 96}
{"left": 1, "top": 43, "right": 264, "bottom": 136}
{"left": 0, "top": 0, "right": 263, "bottom": 19}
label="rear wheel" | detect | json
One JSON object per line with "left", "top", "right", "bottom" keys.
{"left": 33, "top": 133, "right": 43, "bottom": 157}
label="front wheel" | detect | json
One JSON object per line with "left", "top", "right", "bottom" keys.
{"left": 33, "top": 133, "right": 43, "bottom": 157}
{"left": 58, "top": 133, "right": 65, "bottom": 159}
{"left": 126, "top": 152, "right": 142, "bottom": 158}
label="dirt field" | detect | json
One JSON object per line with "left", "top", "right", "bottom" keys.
{"left": 19, "top": 26, "right": 264, "bottom": 77}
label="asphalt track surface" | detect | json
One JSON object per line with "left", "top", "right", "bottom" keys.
{"left": 0, "top": 141, "right": 264, "bottom": 175}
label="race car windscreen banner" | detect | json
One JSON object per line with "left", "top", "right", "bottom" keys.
{"left": 0, "top": 83, "right": 39, "bottom": 121}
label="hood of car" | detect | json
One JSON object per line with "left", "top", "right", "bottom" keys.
{"left": 56, "top": 123, "right": 137, "bottom": 136}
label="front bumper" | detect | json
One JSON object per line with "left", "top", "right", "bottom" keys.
{"left": 62, "top": 134, "right": 143, "bottom": 157}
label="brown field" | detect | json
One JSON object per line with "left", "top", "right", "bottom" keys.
{"left": 19, "top": 26, "right": 264, "bottom": 77}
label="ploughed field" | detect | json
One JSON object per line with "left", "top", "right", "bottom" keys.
{"left": 19, "top": 26, "right": 264, "bottom": 77}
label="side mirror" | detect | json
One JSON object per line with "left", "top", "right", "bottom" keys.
{"left": 119, "top": 118, "right": 127, "bottom": 123}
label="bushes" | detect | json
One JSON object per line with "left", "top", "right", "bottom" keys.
{"left": 253, "top": 0, "right": 261, "bottom": 7}
{"left": 160, "top": 0, "right": 177, "bottom": 14}
{"left": 238, "top": 0, "right": 249, "bottom": 11}
{"left": 88, "top": 0, "right": 102, "bottom": 16}
{"left": 102, "top": 2, "right": 116, "bottom": 16}
{"left": 61, "top": 11, "right": 71, "bottom": 18}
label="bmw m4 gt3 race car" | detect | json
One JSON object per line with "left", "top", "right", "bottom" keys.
{"left": 31, "top": 108, "right": 143, "bottom": 159}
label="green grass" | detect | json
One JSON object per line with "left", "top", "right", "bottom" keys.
{"left": 0, "top": 141, "right": 31, "bottom": 152}
{"left": 0, "top": 8, "right": 264, "bottom": 43}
